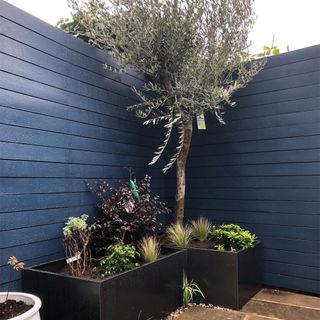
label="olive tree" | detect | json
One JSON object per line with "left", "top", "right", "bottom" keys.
{"left": 69, "top": 0, "right": 264, "bottom": 224}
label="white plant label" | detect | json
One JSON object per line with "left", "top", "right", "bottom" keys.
{"left": 197, "top": 113, "right": 206, "bottom": 130}
{"left": 66, "top": 252, "right": 81, "bottom": 264}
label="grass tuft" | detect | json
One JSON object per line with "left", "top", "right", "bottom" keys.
{"left": 167, "top": 224, "right": 192, "bottom": 248}
{"left": 139, "top": 236, "right": 160, "bottom": 263}
{"left": 190, "top": 216, "right": 212, "bottom": 242}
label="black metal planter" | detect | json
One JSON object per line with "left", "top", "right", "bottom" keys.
{"left": 187, "top": 241, "right": 263, "bottom": 309}
{"left": 22, "top": 249, "right": 187, "bottom": 320}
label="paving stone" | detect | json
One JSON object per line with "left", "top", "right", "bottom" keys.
{"left": 241, "top": 288, "right": 320, "bottom": 320}
{"left": 252, "top": 288, "right": 320, "bottom": 310}
{"left": 170, "top": 307, "right": 278, "bottom": 320}
{"left": 169, "top": 288, "right": 320, "bottom": 320}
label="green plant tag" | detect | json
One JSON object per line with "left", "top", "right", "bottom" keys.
{"left": 196, "top": 113, "right": 206, "bottom": 130}
{"left": 130, "top": 179, "right": 140, "bottom": 200}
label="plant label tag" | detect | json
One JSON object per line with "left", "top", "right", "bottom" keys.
{"left": 66, "top": 252, "right": 81, "bottom": 264}
{"left": 197, "top": 113, "right": 206, "bottom": 130}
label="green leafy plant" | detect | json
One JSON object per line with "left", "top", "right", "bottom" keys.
{"left": 139, "top": 236, "right": 160, "bottom": 263}
{"left": 182, "top": 272, "right": 204, "bottom": 307}
{"left": 214, "top": 244, "right": 225, "bottom": 251}
{"left": 190, "top": 216, "right": 212, "bottom": 242}
{"left": 63, "top": 214, "right": 95, "bottom": 276}
{"left": 241, "top": 44, "right": 280, "bottom": 61}
{"left": 167, "top": 224, "right": 192, "bottom": 248}
{"left": 100, "top": 243, "right": 140, "bottom": 278}
{"left": 212, "top": 224, "right": 257, "bottom": 251}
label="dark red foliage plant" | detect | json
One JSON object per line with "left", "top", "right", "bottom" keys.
{"left": 87, "top": 174, "right": 170, "bottom": 256}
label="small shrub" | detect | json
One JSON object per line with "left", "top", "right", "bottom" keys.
{"left": 5, "top": 256, "right": 25, "bottom": 301}
{"left": 182, "top": 272, "right": 204, "bottom": 307}
{"left": 88, "top": 174, "right": 170, "bottom": 255}
{"left": 63, "top": 214, "right": 94, "bottom": 276}
{"left": 139, "top": 236, "right": 160, "bottom": 263}
{"left": 167, "top": 224, "right": 192, "bottom": 248}
{"left": 100, "top": 243, "right": 140, "bottom": 278}
{"left": 190, "top": 216, "right": 212, "bottom": 242}
{"left": 212, "top": 224, "right": 257, "bottom": 251}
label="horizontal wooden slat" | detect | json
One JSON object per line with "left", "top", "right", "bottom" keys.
{"left": 0, "top": 160, "right": 162, "bottom": 178}
{"left": 234, "top": 70, "right": 319, "bottom": 98}
{"left": 235, "top": 84, "right": 319, "bottom": 108}
{"left": 191, "top": 135, "right": 320, "bottom": 156}
{"left": 184, "top": 187, "right": 319, "bottom": 201}
{"left": 185, "top": 198, "right": 319, "bottom": 215}
{"left": 0, "top": 34, "right": 145, "bottom": 100}
{"left": 261, "top": 44, "right": 320, "bottom": 69}
{"left": 191, "top": 109, "right": 320, "bottom": 138}
{"left": 189, "top": 149, "right": 320, "bottom": 166}
{"left": 263, "top": 273, "right": 319, "bottom": 294}
{"left": 264, "top": 261, "right": 320, "bottom": 281}
{"left": 0, "top": 205, "right": 96, "bottom": 231}
{"left": 0, "top": 238, "right": 63, "bottom": 266}
{"left": 0, "top": 141, "right": 153, "bottom": 165}
{"left": 0, "top": 13, "right": 145, "bottom": 82}
{"left": 253, "top": 57, "right": 320, "bottom": 82}
{"left": 226, "top": 96, "right": 320, "bottom": 122}
{"left": 180, "top": 176, "right": 320, "bottom": 189}
{"left": 185, "top": 210, "right": 318, "bottom": 228}
{"left": 187, "top": 163, "right": 320, "bottom": 177}
{"left": 0, "top": 177, "right": 165, "bottom": 194}
{"left": 192, "top": 113, "right": 320, "bottom": 144}
{"left": 0, "top": 52, "right": 139, "bottom": 106}
{"left": 0, "top": 86, "right": 140, "bottom": 124}
{"left": 1, "top": 222, "right": 65, "bottom": 249}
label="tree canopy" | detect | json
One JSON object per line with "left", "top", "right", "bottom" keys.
{"left": 67, "top": 0, "right": 264, "bottom": 222}
{"left": 68, "top": 0, "right": 264, "bottom": 171}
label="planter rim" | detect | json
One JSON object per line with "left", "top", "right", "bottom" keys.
{"left": 163, "top": 240, "right": 261, "bottom": 253}
{"left": 0, "top": 292, "right": 41, "bottom": 320}
{"left": 24, "top": 248, "right": 187, "bottom": 283}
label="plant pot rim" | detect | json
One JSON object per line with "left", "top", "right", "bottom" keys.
{"left": 162, "top": 240, "right": 261, "bottom": 253}
{"left": 24, "top": 248, "right": 187, "bottom": 283}
{"left": 0, "top": 292, "right": 41, "bottom": 320}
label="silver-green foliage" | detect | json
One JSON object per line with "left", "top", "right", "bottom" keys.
{"left": 63, "top": 214, "right": 89, "bottom": 237}
{"left": 70, "top": 0, "right": 264, "bottom": 172}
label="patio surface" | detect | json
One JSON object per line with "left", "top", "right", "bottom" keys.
{"left": 167, "top": 288, "right": 320, "bottom": 320}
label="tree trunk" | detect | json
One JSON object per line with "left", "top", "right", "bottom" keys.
{"left": 174, "top": 119, "right": 193, "bottom": 224}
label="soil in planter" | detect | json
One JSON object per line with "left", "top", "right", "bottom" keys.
{"left": 39, "top": 248, "right": 177, "bottom": 281}
{"left": 0, "top": 299, "right": 32, "bottom": 320}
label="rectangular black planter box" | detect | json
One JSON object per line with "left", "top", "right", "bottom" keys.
{"left": 187, "top": 241, "right": 263, "bottom": 309}
{"left": 22, "top": 249, "right": 187, "bottom": 320}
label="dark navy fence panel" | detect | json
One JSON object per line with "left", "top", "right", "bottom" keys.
{"left": 0, "top": 0, "right": 164, "bottom": 290}
{"left": 186, "top": 44, "right": 320, "bottom": 294}
{"left": 0, "top": 0, "right": 319, "bottom": 295}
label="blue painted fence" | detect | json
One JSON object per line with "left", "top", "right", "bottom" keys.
{"left": 0, "top": 0, "right": 319, "bottom": 294}
{"left": 185, "top": 45, "right": 320, "bottom": 294}
{"left": 0, "top": 0, "right": 164, "bottom": 289}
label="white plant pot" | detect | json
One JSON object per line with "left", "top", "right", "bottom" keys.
{"left": 0, "top": 292, "right": 41, "bottom": 320}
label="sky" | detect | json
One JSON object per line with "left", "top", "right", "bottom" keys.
{"left": 4, "top": 0, "right": 320, "bottom": 54}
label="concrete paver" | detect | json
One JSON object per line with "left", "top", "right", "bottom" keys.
{"left": 170, "top": 307, "right": 278, "bottom": 320}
